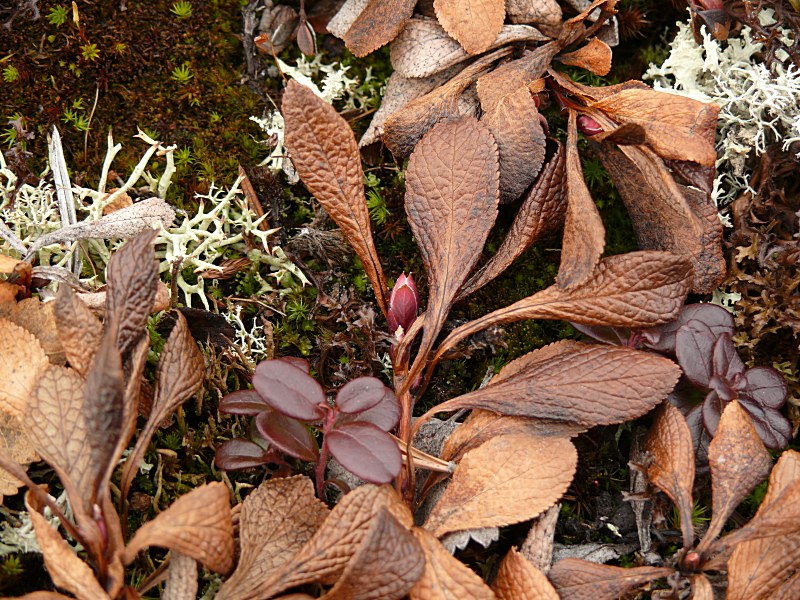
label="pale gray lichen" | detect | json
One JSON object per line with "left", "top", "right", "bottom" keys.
{"left": 645, "top": 10, "right": 800, "bottom": 208}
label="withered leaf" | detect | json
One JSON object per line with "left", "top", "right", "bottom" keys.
{"left": 557, "top": 110, "right": 605, "bottom": 288}
{"left": 492, "top": 548, "right": 559, "bottom": 600}
{"left": 458, "top": 140, "right": 566, "bottom": 299}
{"left": 548, "top": 558, "right": 672, "bottom": 600}
{"left": 26, "top": 493, "right": 111, "bottom": 600}
{"left": 434, "top": 251, "right": 693, "bottom": 360}
{"left": 54, "top": 285, "right": 102, "bottom": 376}
{"left": 0, "top": 413, "right": 37, "bottom": 502}
{"left": 506, "top": 0, "right": 562, "bottom": 32}
{"left": 727, "top": 450, "right": 800, "bottom": 600}
{"left": 423, "top": 432, "right": 576, "bottom": 537}
{"left": 343, "top": 0, "right": 417, "bottom": 57}
{"left": 320, "top": 507, "right": 425, "bottom": 600}
{"left": 326, "top": 0, "right": 369, "bottom": 39}
{"left": 0, "top": 298, "right": 64, "bottom": 365}
{"left": 691, "top": 574, "right": 714, "bottom": 600}
{"left": 643, "top": 402, "right": 696, "bottom": 548}
{"left": 477, "top": 42, "right": 560, "bottom": 113}
{"left": 481, "top": 85, "right": 546, "bottom": 203}
{"left": 282, "top": 80, "right": 388, "bottom": 315}
{"left": 123, "top": 482, "right": 234, "bottom": 574}
{"left": 0, "top": 319, "right": 49, "bottom": 419}
{"left": 429, "top": 341, "right": 679, "bottom": 427}
{"left": 218, "top": 476, "right": 329, "bottom": 600}
{"left": 409, "top": 527, "right": 496, "bottom": 599}
{"left": 557, "top": 38, "right": 612, "bottom": 76}
{"left": 434, "top": 0, "right": 505, "bottom": 55}
{"left": 163, "top": 552, "right": 198, "bottom": 600}
{"left": 383, "top": 48, "right": 508, "bottom": 158}
{"left": 698, "top": 400, "right": 771, "bottom": 551}
{"left": 105, "top": 229, "right": 159, "bottom": 358}
{"left": 404, "top": 116, "right": 499, "bottom": 366}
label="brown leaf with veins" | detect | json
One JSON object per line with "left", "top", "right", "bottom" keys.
{"left": 434, "top": 251, "right": 693, "bottom": 360}
{"left": 0, "top": 319, "right": 49, "bottom": 419}
{"left": 481, "top": 85, "right": 546, "bottom": 203}
{"left": 506, "top": 0, "right": 562, "bottom": 33}
{"left": 434, "top": 0, "right": 505, "bottom": 55}
{"left": 404, "top": 116, "right": 499, "bottom": 367}
{"left": 320, "top": 507, "right": 425, "bottom": 600}
{"left": 409, "top": 527, "right": 496, "bottom": 599}
{"left": 428, "top": 341, "right": 679, "bottom": 427}
{"left": 423, "top": 432, "right": 576, "bottom": 537}
{"left": 492, "top": 548, "right": 558, "bottom": 600}
{"left": 0, "top": 413, "right": 38, "bottom": 502}
{"left": 218, "top": 476, "right": 329, "bottom": 600}
{"left": 548, "top": 558, "right": 672, "bottom": 600}
{"left": 282, "top": 80, "right": 388, "bottom": 315}
{"left": 477, "top": 42, "right": 560, "bottom": 113}
{"left": 54, "top": 285, "right": 102, "bottom": 377}
{"left": 123, "top": 482, "right": 234, "bottom": 574}
{"left": 163, "top": 552, "right": 198, "bottom": 600}
{"left": 644, "top": 402, "right": 696, "bottom": 548}
{"left": 557, "top": 110, "right": 605, "bottom": 288}
{"left": 458, "top": 140, "right": 566, "bottom": 299}
{"left": 343, "top": 0, "right": 417, "bottom": 57}
{"left": 0, "top": 298, "right": 64, "bottom": 365}
{"left": 727, "top": 450, "right": 800, "bottom": 600}
{"left": 557, "top": 38, "right": 611, "bottom": 76}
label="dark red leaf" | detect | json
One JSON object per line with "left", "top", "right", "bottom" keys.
{"left": 214, "top": 439, "right": 271, "bottom": 471}
{"left": 256, "top": 410, "right": 319, "bottom": 462}
{"left": 676, "top": 320, "right": 716, "bottom": 388}
{"left": 645, "top": 303, "right": 735, "bottom": 354}
{"left": 219, "top": 389, "right": 270, "bottom": 416}
{"left": 253, "top": 359, "right": 326, "bottom": 421}
{"left": 712, "top": 333, "right": 745, "bottom": 381}
{"left": 736, "top": 397, "right": 792, "bottom": 450}
{"left": 335, "top": 377, "right": 390, "bottom": 414}
{"left": 277, "top": 356, "right": 312, "bottom": 373}
{"left": 338, "top": 387, "right": 401, "bottom": 432}
{"left": 737, "top": 367, "right": 788, "bottom": 409}
{"left": 327, "top": 422, "right": 402, "bottom": 484}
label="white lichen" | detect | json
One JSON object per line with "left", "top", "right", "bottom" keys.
{"left": 223, "top": 302, "right": 272, "bottom": 362}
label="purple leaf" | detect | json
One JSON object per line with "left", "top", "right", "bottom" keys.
{"left": 736, "top": 397, "right": 792, "bottom": 450}
{"left": 676, "top": 320, "right": 716, "bottom": 388}
{"left": 701, "top": 389, "right": 725, "bottom": 437}
{"left": 337, "top": 387, "right": 400, "bottom": 431}
{"left": 253, "top": 359, "right": 326, "bottom": 421}
{"left": 277, "top": 356, "right": 312, "bottom": 373}
{"left": 335, "top": 377, "right": 390, "bottom": 414}
{"left": 255, "top": 410, "right": 319, "bottom": 462}
{"left": 219, "top": 389, "right": 270, "bottom": 415}
{"left": 711, "top": 333, "right": 745, "bottom": 382}
{"left": 214, "top": 439, "right": 271, "bottom": 471}
{"left": 326, "top": 422, "right": 402, "bottom": 484}
{"left": 736, "top": 367, "right": 788, "bottom": 409}
{"left": 646, "top": 303, "right": 735, "bottom": 354}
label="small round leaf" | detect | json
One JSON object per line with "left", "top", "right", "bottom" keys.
{"left": 219, "top": 389, "right": 270, "bottom": 415}
{"left": 253, "top": 359, "right": 326, "bottom": 421}
{"left": 336, "top": 377, "right": 389, "bottom": 414}
{"left": 255, "top": 410, "right": 319, "bottom": 462}
{"left": 214, "top": 439, "right": 271, "bottom": 471}
{"left": 327, "top": 422, "right": 402, "bottom": 484}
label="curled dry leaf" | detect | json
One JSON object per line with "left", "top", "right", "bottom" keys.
{"left": 691, "top": 574, "right": 714, "bottom": 600}
{"left": 0, "top": 319, "right": 49, "bottom": 419}
{"left": 434, "top": 251, "right": 693, "bottom": 360}
{"left": 342, "top": 0, "right": 417, "bottom": 57}
{"left": 548, "top": 558, "right": 672, "bottom": 600}
{"left": 218, "top": 476, "right": 329, "bottom": 600}
{"left": 643, "top": 402, "right": 696, "bottom": 548}
{"left": 458, "top": 140, "right": 566, "bottom": 299}
{"left": 282, "top": 80, "right": 388, "bottom": 315}
{"left": 429, "top": 341, "right": 679, "bottom": 427}
{"left": 320, "top": 507, "right": 425, "bottom": 600}
{"left": 557, "top": 110, "right": 605, "bottom": 288}
{"left": 423, "top": 432, "right": 577, "bottom": 537}
{"left": 123, "top": 482, "right": 234, "bottom": 575}
{"left": 492, "top": 548, "right": 559, "bottom": 600}
{"left": 557, "top": 38, "right": 612, "bottom": 76}
{"left": 434, "top": 0, "right": 505, "bottom": 55}
{"left": 506, "top": 0, "right": 562, "bottom": 32}
{"left": 163, "top": 552, "right": 198, "bottom": 600}
{"left": 54, "top": 285, "right": 102, "bottom": 377}
{"left": 409, "top": 527, "right": 496, "bottom": 599}
{"left": 0, "top": 413, "right": 38, "bottom": 502}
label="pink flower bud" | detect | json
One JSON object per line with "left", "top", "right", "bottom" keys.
{"left": 387, "top": 272, "right": 419, "bottom": 339}
{"left": 577, "top": 115, "right": 603, "bottom": 136}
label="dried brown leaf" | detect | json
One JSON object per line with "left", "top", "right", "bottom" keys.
{"left": 699, "top": 401, "right": 771, "bottom": 552}
{"left": 558, "top": 110, "right": 605, "bottom": 288}
{"left": 105, "top": 229, "right": 159, "bottom": 358}
{"left": 123, "top": 482, "right": 234, "bottom": 574}
{"left": 326, "top": 0, "right": 369, "bottom": 39}
{"left": 434, "top": 0, "right": 504, "bottom": 55}
{"left": 644, "top": 402, "right": 696, "bottom": 548}
{"left": 557, "top": 38, "right": 612, "bottom": 76}
{"left": 506, "top": 0, "right": 562, "bottom": 31}
{"left": 53, "top": 285, "right": 102, "bottom": 376}
{"left": 163, "top": 552, "right": 198, "bottom": 600}
{"left": 0, "top": 413, "right": 37, "bottom": 502}
{"left": 218, "top": 476, "right": 329, "bottom": 600}
{"left": 424, "top": 432, "right": 576, "bottom": 537}
{"left": 458, "top": 141, "right": 566, "bottom": 298}
{"left": 430, "top": 341, "right": 679, "bottom": 427}
{"left": 282, "top": 80, "right": 388, "bottom": 315}
{"left": 492, "top": 547, "right": 559, "bottom": 600}
{"left": 691, "top": 574, "right": 714, "bottom": 600}
{"left": 0, "top": 319, "right": 49, "bottom": 419}
{"left": 26, "top": 493, "right": 111, "bottom": 600}
{"left": 409, "top": 527, "right": 496, "bottom": 599}
{"left": 548, "top": 558, "right": 672, "bottom": 600}
{"left": 320, "top": 507, "right": 425, "bottom": 600}
{"left": 434, "top": 251, "right": 693, "bottom": 360}
{"left": 404, "top": 116, "right": 499, "bottom": 364}
{"left": 343, "top": 0, "right": 417, "bottom": 57}
{"left": 477, "top": 42, "right": 560, "bottom": 113}
{"left": 481, "top": 85, "right": 546, "bottom": 203}
{"left": 0, "top": 298, "right": 64, "bottom": 365}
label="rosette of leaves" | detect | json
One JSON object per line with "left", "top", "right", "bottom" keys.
{"left": 574, "top": 303, "right": 792, "bottom": 449}
{"left": 216, "top": 357, "right": 402, "bottom": 490}
{"left": 0, "top": 231, "right": 231, "bottom": 599}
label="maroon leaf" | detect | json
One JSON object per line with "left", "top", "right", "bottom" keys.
{"left": 214, "top": 439, "right": 272, "bottom": 471}
{"left": 736, "top": 397, "right": 792, "bottom": 450}
{"left": 676, "top": 320, "right": 716, "bottom": 388}
{"left": 336, "top": 377, "right": 391, "bottom": 414}
{"left": 712, "top": 333, "right": 745, "bottom": 381}
{"left": 255, "top": 410, "right": 318, "bottom": 462}
{"left": 647, "top": 303, "right": 735, "bottom": 354}
{"left": 327, "top": 422, "right": 402, "bottom": 484}
{"left": 219, "top": 390, "right": 271, "bottom": 416}
{"left": 338, "top": 387, "right": 401, "bottom": 432}
{"left": 736, "top": 367, "right": 788, "bottom": 409}
{"left": 253, "top": 359, "right": 325, "bottom": 421}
